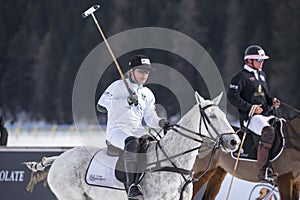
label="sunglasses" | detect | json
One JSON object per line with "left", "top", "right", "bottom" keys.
{"left": 256, "top": 58, "right": 264, "bottom": 63}
{"left": 137, "top": 69, "right": 150, "bottom": 74}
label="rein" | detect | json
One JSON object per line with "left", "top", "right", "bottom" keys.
{"left": 280, "top": 101, "right": 300, "bottom": 115}
{"left": 146, "top": 125, "right": 217, "bottom": 176}
{"left": 274, "top": 102, "right": 300, "bottom": 150}
{"left": 147, "top": 103, "right": 231, "bottom": 200}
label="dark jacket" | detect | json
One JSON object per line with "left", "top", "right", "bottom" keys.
{"left": 0, "top": 116, "right": 8, "bottom": 146}
{"left": 227, "top": 65, "right": 274, "bottom": 124}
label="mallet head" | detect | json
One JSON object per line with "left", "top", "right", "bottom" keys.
{"left": 82, "top": 5, "right": 100, "bottom": 18}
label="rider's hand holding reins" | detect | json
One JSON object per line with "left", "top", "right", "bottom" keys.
{"left": 159, "top": 119, "right": 172, "bottom": 133}
{"left": 253, "top": 104, "right": 263, "bottom": 114}
{"left": 127, "top": 94, "right": 138, "bottom": 106}
{"left": 272, "top": 98, "right": 280, "bottom": 109}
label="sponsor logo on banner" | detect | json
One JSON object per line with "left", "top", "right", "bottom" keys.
{"left": 249, "top": 184, "right": 279, "bottom": 200}
{"left": 0, "top": 148, "right": 65, "bottom": 200}
{"left": 0, "top": 169, "right": 25, "bottom": 182}
{"left": 26, "top": 171, "right": 49, "bottom": 192}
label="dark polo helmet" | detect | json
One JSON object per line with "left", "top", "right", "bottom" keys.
{"left": 128, "top": 55, "right": 155, "bottom": 71}
{"left": 244, "top": 45, "right": 269, "bottom": 60}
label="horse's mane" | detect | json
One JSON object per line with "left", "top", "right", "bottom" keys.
{"left": 275, "top": 103, "right": 300, "bottom": 121}
{"left": 279, "top": 103, "right": 300, "bottom": 151}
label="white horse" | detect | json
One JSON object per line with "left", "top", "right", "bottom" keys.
{"left": 25, "top": 92, "right": 240, "bottom": 200}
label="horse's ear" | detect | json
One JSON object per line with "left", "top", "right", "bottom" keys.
{"left": 212, "top": 92, "right": 223, "bottom": 105}
{"left": 195, "top": 91, "right": 205, "bottom": 104}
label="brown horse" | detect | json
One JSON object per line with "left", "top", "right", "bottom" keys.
{"left": 192, "top": 111, "right": 300, "bottom": 200}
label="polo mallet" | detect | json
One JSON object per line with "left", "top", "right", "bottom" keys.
{"left": 225, "top": 105, "right": 257, "bottom": 200}
{"left": 82, "top": 5, "right": 134, "bottom": 96}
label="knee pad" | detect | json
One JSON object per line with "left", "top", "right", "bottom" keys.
{"left": 124, "top": 136, "right": 140, "bottom": 163}
{"left": 260, "top": 126, "right": 275, "bottom": 148}
{"left": 124, "top": 136, "right": 140, "bottom": 152}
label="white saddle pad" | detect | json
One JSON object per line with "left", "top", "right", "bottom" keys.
{"left": 86, "top": 149, "right": 125, "bottom": 190}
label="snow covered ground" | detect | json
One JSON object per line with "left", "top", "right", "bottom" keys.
{"left": 6, "top": 125, "right": 107, "bottom": 147}
{"left": 5, "top": 126, "right": 282, "bottom": 200}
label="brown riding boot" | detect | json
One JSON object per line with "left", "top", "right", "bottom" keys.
{"left": 257, "top": 127, "right": 277, "bottom": 183}
{"left": 257, "top": 144, "right": 269, "bottom": 182}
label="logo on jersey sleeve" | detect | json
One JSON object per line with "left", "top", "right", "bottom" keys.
{"left": 229, "top": 84, "right": 238, "bottom": 89}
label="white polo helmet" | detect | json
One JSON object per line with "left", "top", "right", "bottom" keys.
{"left": 244, "top": 45, "right": 269, "bottom": 60}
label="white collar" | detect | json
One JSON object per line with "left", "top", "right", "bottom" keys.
{"left": 243, "top": 64, "right": 262, "bottom": 73}
{"left": 244, "top": 64, "right": 261, "bottom": 80}
{"left": 127, "top": 78, "right": 143, "bottom": 89}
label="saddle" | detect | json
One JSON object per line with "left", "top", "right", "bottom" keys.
{"left": 231, "top": 118, "right": 285, "bottom": 162}
{"left": 106, "top": 140, "right": 123, "bottom": 156}
{"left": 85, "top": 137, "right": 152, "bottom": 189}
{"left": 85, "top": 149, "right": 125, "bottom": 190}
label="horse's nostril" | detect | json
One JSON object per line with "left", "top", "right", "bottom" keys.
{"left": 230, "top": 140, "right": 237, "bottom": 146}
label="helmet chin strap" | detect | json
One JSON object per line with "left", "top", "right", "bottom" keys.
{"left": 129, "top": 69, "right": 142, "bottom": 86}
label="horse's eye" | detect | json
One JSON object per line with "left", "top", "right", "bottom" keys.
{"left": 210, "top": 114, "right": 217, "bottom": 119}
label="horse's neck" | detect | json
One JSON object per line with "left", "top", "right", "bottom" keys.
{"left": 162, "top": 105, "right": 200, "bottom": 146}
{"left": 285, "top": 117, "right": 300, "bottom": 137}
{"left": 151, "top": 105, "right": 201, "bottom": 167}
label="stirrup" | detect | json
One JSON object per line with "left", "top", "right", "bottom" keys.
{"left": 260, "top": 167, "right": 277, "bottom": 185}
{"left": 266, "top": 167, "right": 278, "bottom": 179}
{"left": 259, "top": 177, "right": 276, "bottom": 186}
{"left": 128, "top": 184, "right": 144, "bottom": 200}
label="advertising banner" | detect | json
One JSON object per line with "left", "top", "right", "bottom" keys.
{"left": 0, "top": 148, "right": 68, "bottom": 200}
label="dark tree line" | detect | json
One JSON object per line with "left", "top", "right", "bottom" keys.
{"left": 0, "top": 0, "right": 299, "bottom": 124}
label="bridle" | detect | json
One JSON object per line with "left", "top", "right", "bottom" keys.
{"left": 146, "top": 103, "right": 236, "bottom": 200}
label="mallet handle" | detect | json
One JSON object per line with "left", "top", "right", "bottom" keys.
{"left": 91, "top": 13, "right": 134, "bottom": 96}
{"left": 225, "top": 107, "right": 256, "bottom": 200}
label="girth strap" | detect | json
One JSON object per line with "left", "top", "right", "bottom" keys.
{"left": 149, "top": 166, "right": 192, "bottom": 175}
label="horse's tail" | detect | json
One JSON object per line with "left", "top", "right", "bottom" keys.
{"left": 23, "top": 156, "right": 58, "bottom": 172}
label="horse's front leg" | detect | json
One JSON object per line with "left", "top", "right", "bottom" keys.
{"left": 292, "top": 180, "right": 300, "bottom": 200}
{"left": 192, "top": 168, "right": 216, "bottom": 200}
{"left": 277, "top": 172, "right": 293, "bottom": 200}
{"left": 202, "top": 166, "right": 227, "bottom": 200}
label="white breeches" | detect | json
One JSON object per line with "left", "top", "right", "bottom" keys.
{"left": 107, "top": 128, "right": 147, "bottom": 149}
{"left": 108, "top": 131, "right": 129, "bottom": 149}
{"left": 246, "top": 115, "right": 275, "bottom": 136}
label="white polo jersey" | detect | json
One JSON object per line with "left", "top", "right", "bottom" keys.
{"left": 98, "top": 79, "right": 162, "bottom": 149}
